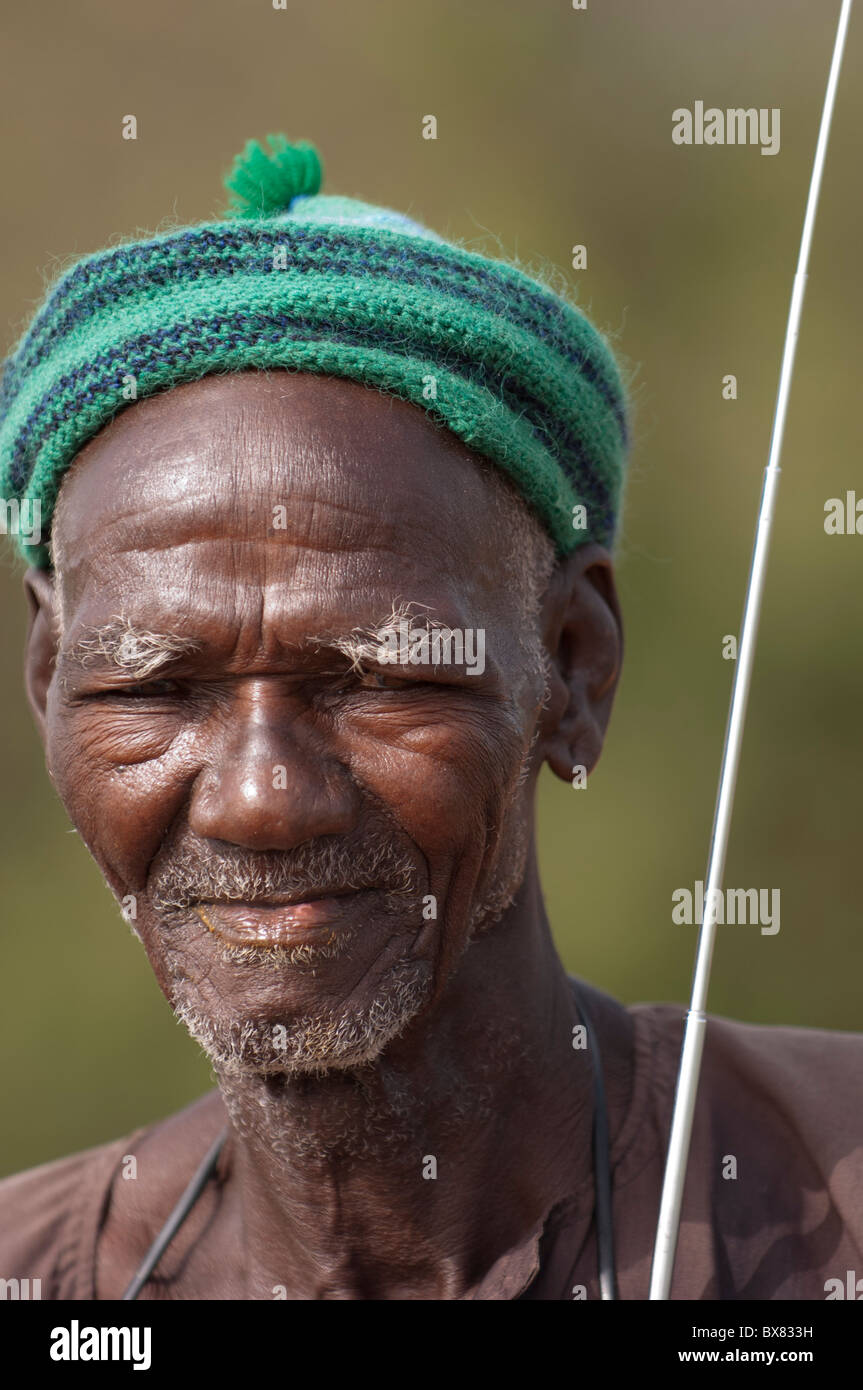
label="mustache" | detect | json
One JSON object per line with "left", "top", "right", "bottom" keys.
{"left": 149, "top": 831, "right": 420, "bottom": 914}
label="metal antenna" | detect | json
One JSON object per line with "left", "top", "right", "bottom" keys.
{"left": 649, "top": 0, "right": 854, "bottom": 1301}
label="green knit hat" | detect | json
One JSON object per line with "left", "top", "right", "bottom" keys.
{"left": 0, "top": 134, "right": 630, "bottom": 568}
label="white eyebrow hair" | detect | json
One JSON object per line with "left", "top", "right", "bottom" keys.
{"left": 63, "top": 603, "right": 462, "bottom": 683}
{"left": 309, "top": 601, "right": 455, "bottom": 671}
{"left": 64, "top": 617, "right": 202, "bottom": 682}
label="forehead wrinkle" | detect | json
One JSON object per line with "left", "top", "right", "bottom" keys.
{"left": 59, "top": 416, "right": 504, "bottom": 603}
{"left": 60, "top": 521, "right": 515, "bottom": 677}
{"left": 84, "top": 474, "right": 397, "bottom": 567}
{"left": 59, "top": 466, "right": 516, "bottom": 677}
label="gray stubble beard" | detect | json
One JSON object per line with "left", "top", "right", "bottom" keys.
{"left": 171, "top": 952, "right": 435, "bottom": 1080}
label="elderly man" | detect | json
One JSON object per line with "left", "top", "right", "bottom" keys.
{"left": 0, "top": 136, "right": 860, "bottom": 1302}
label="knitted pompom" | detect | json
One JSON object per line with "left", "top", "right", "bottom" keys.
{"left": 223, "top": 135, "right": 323, "bottom": 218}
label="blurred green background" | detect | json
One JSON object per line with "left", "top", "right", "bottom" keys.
{"left": 1, "top": 0, "right": 861, "bottom": 1176}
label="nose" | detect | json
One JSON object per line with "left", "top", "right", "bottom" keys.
{"left": 188, "top": 680, "right": 360, "bottom": 852}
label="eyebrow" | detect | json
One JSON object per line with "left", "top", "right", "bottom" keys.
{"left": 61, "top": 602, "right": 466, "bottom": 683}
{"left": 62, "top": 618, "right": 202, "bottom": 682}
{"left": 308, "top": 601, "right": 454, "bottom": 671}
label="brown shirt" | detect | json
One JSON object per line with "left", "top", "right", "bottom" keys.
{"left": 2, "top": 979, "right": 862, "bottom": 1300}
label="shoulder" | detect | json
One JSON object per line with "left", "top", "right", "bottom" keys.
{"left": 0, "top": 1133, "right": 133, "bottom": 1299}
{"left": 632, "top": 1001, "right": 863, "bottom": 1089}
{"left": 625, "top": 1005, "right": 863, "bottom": 1295}
{"left": 0, "top": 1089, "right": 225, "bottom": 1299}
{"left": 630, "top": 1002, "right": 863, "bottom": 1163}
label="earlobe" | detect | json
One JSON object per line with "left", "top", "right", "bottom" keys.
{"left": 23, "top": 566, "right": 59, "bottom": 738}
{"left": 540, "top": 544, "right": 623, "bottom": 785}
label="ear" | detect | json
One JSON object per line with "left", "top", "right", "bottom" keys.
{"left": 538, "top": 543, "right": 623, "bottom": 783}
{"left": 23, "top": 566, "right": 59, "bottom": 740}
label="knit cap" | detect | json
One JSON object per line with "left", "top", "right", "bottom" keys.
{"left": 0, "top": 135, "right": 630, "bottom": 568}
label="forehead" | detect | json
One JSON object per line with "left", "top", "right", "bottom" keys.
{"left": 53, "top": 372, "right": 510, "bottom": 636}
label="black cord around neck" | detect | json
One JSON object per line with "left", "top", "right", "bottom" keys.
{"left": 570, "top": 977, "right": 619, "bottom": 1300}
{"left": 121, "top": 1126, "right": 228, "bottom": 1301}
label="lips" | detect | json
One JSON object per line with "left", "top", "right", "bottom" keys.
{"left": 193, "top": 890, "right": 372, "bottom": 947}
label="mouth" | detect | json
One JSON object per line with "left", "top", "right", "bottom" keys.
{"left": 192, "top": 889, "right": 376, "bottom": 947}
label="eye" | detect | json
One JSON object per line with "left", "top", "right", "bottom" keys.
{"left": 355, "top": 668, "right": 413, "bottom": 691}
{"left": 326, "top": 666, "right": 416, "bottom": 694}
{"left": 110, "top": 678, "right": 182, "bottom": 699}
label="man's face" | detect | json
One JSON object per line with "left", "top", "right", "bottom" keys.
{"left": 33, "top": 372, "right": 555, "bottom": 1077}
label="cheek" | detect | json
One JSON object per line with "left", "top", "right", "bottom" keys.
{"left": 46, "top": 708, "right": 194, "bottom": 896}
{"left": 340, "top": 705, "right": 528, "bottom": 874}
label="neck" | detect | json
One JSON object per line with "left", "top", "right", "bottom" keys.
{"left": 217, "top": 862, "right": 594, "bottom": 1300}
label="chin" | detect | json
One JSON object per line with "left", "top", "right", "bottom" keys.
{"left": 171, "top": 956, "right": 435, "bottom": 1079}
